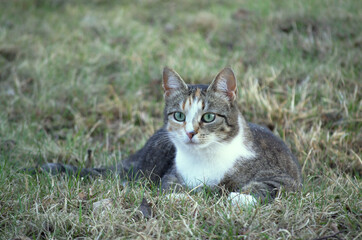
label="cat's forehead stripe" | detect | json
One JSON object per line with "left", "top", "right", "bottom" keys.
{"left": 182, "top": 95, "right": 204, "bottom": 112}
{"left": 195, "top": 88, "right": 201, "bottom": 98}
{"left": 184, "top": 97, "right": 203, "bottom": 133}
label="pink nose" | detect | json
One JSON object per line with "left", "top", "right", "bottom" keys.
{"left": 186, "top": 131, "right": 196, "bottom": 140}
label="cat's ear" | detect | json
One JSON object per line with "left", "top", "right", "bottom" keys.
{"left": 208, "top": 67, "right": 237, "bottom": 101}
{"left": 162, "top": 67, "right": 188, "bottom": 97}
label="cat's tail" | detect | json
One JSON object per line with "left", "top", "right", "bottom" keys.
{"left": 22, "top": 155, "right": 143, "bottom": 180}
{"left": 21, "top": 148, "right": 138, "bottom": 178}
{"left": 23, "top": 163, "right": 115, "bottom": 178}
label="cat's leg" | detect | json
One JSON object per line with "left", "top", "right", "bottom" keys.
{"left": 160, "top": 167, "right": 192, "bottom": 200}
{"left": 137, "top": 168, "right": 186, "bottom": 218}
{"left": 25, "top": 162, "right": 110, "bottom": 178}
{"left": 160, "top": 166, "right": 185, "bottom": 192}
{"left": 240, "top": 174, "right": 301, "bottom": 203}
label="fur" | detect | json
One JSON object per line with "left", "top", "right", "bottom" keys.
{"left": 36, "top": 67, "right": 302, "bottom": 208}
{"left": 174, "top": 116, "right": 255, "bottom": 188}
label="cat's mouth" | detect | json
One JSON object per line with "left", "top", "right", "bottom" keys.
{"left": 185, "top": 138, "right": 200, "bottom": 145}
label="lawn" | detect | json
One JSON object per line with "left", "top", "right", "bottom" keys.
{"left": 0, "top": 0, "right": 361, "bottom": 239}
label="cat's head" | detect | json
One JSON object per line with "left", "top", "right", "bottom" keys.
{"left": 162, "top": 67, "right": 242, "bottom": 149}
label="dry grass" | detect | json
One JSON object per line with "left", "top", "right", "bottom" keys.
{"left": 0, "top": 0, "right": 361, "bottom": 239}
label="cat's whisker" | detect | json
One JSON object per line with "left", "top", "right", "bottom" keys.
{"left": 35, "top": 67, "right": 302, "bottom": 211}
{"left": 161, "top": 67, "right": 301, "bottom": 201}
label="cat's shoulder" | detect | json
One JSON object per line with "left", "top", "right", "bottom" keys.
{"left": 246, "top": 122, "right": 300, "bottom": 169}
{"left": 247, "top": 122, "right": 287, "bottom": 148}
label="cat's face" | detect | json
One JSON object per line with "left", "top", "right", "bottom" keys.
{"left": 163, "top": 67, "right": 241, "bottom": 149}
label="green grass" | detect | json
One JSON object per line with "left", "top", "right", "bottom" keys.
{"left": 0, "top": 0, "right": 361, "bottom": 239}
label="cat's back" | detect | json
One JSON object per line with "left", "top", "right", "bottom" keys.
{"left": 247, "top": 122, "right": 302, "bottom": 183}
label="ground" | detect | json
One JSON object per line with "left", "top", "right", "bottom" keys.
{"left": 0, "top": 0, "right": 361, "bottom": 239}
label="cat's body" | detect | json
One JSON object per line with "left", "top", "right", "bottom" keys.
{"left": 117, "top": 67, "right": 301, "bottom": 203}
{"left": 36, "top": 67, "right": 302, "bottom": 206}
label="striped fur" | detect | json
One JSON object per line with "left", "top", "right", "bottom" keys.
{"left": 32, "top": 67, "right": 302, "bottom": 212}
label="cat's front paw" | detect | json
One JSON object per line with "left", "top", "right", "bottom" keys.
{"left": 228, "top": 192, "right": 257, "bottom": 206}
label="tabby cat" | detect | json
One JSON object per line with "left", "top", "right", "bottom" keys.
{"left": 38, "top": 67, "right": 302, "bottom": 208}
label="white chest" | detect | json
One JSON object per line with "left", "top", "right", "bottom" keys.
{"left": 175, "top": 133, "right": 255, "bottom": 188}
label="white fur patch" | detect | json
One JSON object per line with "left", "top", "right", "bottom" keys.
{"left": 184, "top": 97, "right": 202, "bottom": 133}
{"left": 175, "top": 116, "right": 256, "bottom": 188}
{"left": 228, "top": 192, "right": 257, "bottom": 206}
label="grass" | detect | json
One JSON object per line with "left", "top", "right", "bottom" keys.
{"left": 0, "top": 0, "right": 361, "bottom": 239}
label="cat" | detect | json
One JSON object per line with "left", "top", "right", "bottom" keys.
{"left": 34, "top": 67, "right": 302, "bottom": 211}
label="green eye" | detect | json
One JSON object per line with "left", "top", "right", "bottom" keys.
{"left": 174, "top": 112, "right": 185, "bottom": 122}
{"left": 202, "top": 113, "right": 216, "bottom": 123}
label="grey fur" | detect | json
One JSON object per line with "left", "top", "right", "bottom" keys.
{"left": 34, "top": 67, "right": 302, "bottom": 206}
{"left": 220, "top": 123, "right": 302, "bottom": 202}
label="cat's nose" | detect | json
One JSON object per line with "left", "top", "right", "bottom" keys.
{"left": 186, "top": 131, "right": 196, "bottom": 140}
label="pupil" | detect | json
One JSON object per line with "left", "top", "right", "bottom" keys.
{"left": 203, "top": 113, "right": 214, "bottom": 122}
{"left": 175, "top": 112, "right": 184, "bottom": 121}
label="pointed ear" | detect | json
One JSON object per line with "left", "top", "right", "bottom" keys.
{"left": 208, "top": 67, "right": 237, "bottom": 101}
{"left": 162, "top": 67, "right": 188, "bottom": 97}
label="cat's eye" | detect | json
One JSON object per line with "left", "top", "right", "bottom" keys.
{"left": 174, "top": 112, "right": 185, "bottom": 122}
{"left": 202, "top": 113, "right": 216, "bottom": 123}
